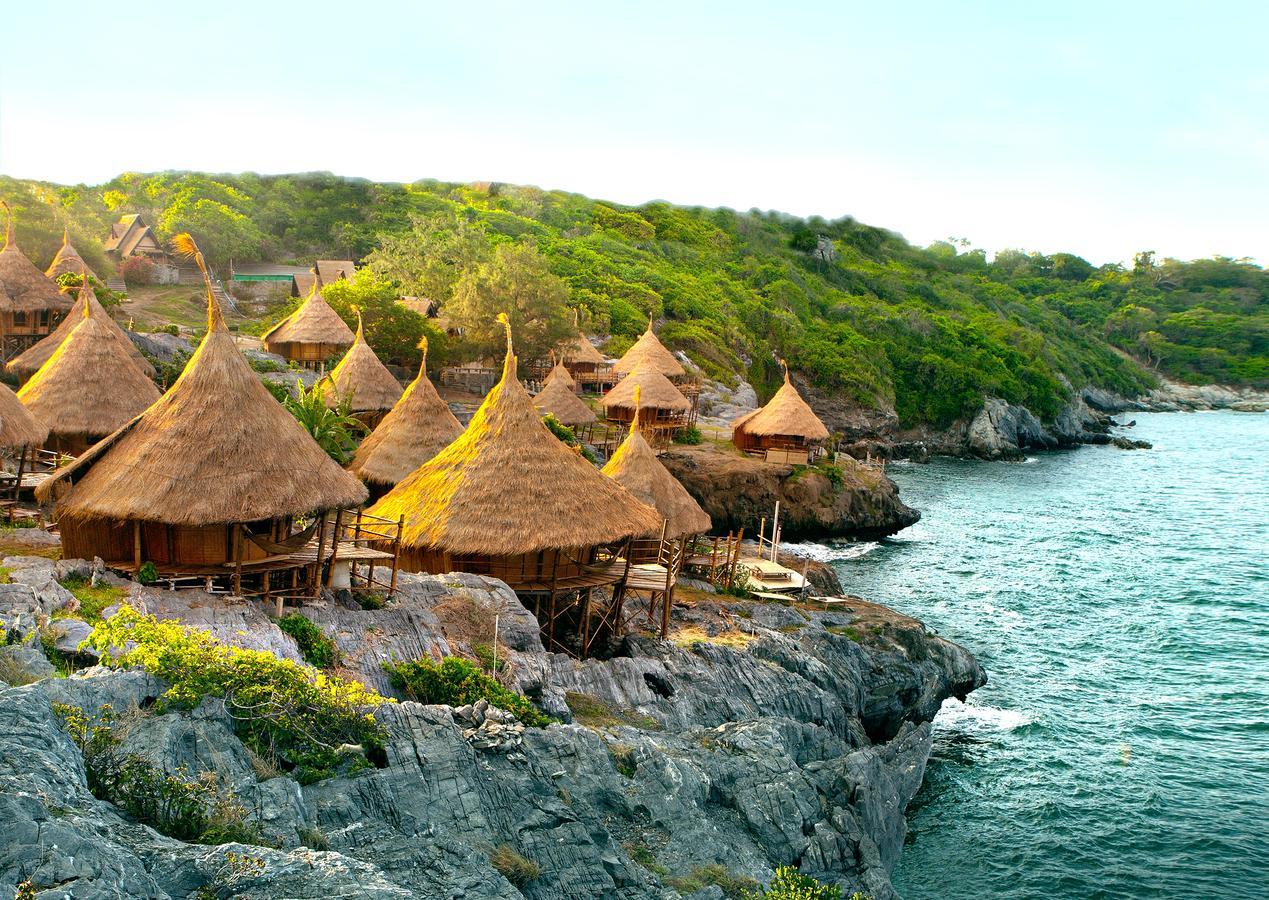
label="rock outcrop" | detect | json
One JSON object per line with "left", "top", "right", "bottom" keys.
{"left": 0, "top": 562, "right": 982, "bottom": 899}
{"left": 660, "top": 446, "right": 919, "bottom": 541}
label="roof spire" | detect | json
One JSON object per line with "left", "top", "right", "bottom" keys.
{"left": 497, "top": 312, "right": 515, "bottom": 379}
{"left": 354, "top": 306, "right": 364, "bottom": 342}
{"left": 417, "top": 335, "right": 428, "bottom": 376}
{"left": 780, "top": 357, "right": 790, "bottom": 384}
{"left": 311, "top": 266, "right": 324, "bottom": 295}
{"left": 1, "top": 200, "right": 14, "bottom": 249}
{"left": 171, "top": 232, "right": 223, "bottom": 332}
{"left": 633, "top": 385, "right": 643, "bottom": 435}
{"left": 62, "top": 224, "right": 69, "bottom": 246}
{"left": 647, "top": 312, "right": 654, "bottom": 333}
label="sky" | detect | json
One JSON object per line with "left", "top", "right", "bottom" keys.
{"left": 1, "top": 1, "right": 1266, "bottom": 266}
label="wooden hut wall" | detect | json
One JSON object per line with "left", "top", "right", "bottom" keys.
{"left": 395, "top": 545, "right": 597, "bottom": 588}
{"left": 59, "top": 515, "right": 133, "bottom": 563}
{"left": 60, "top": 517, "right": 283, "bottom": 567}
{"left": 2, "top": 310, "right": 56, "bottom": 338}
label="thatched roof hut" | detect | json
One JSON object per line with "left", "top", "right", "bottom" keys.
{"left": 614, "top": 318, "right": 685, "bottom": 378}
{"left": 348, "top": 338, "right": 462, "bottom": 490}
{"left": 0, "top": 381, "right": 47, "bottom": 451}
{"left": 8, "top": 281, "right": 155, "bottom": 381}
{"left": 17, "top": 302, "right": 161, "bottom": 453}
{"left": 0, "top": 202, "right": 74, "bottom": 316}
{"left": 39, "top": 235, "right": 367, "bottom": 568}
{"left": 261, "top": 270, "right": 355, "bottom": 365}
{"left": 602, "top": 414, "right": 710, "bottom": 540}
{"left": 601, "top": 363, "right": 691, "bottom": 429}
{"left": 45, "top": 227, "right": 98, "bottom": 282}
{"left": 731, "top": 366, "right": 830, "bottom": 454}
{"left": 533, "top": 362, "right": 597, "bottom": 427}
{"left": 367, "top": 316, "right": 660, "bottom": 582}
{"left": 565, "top": 329, "right": 605, "bottom": 367}
{"left": 322, "top": 312, "right": 402, "bottom": 418}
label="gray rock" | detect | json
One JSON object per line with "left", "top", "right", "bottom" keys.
{"left": 129, "top": 330, "right": 193, "bottom": 361}
{"left": 0, "top": 644, "right": 55, "bottom": 684}
{"left": 968, "top": 398, "right": 1057, "bottom": 460}
{"left": 51, "top": 618, "right": 96, "bottom": 656}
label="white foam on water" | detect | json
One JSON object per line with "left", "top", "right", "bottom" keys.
{"left": 783, "top": 540, "right": 880, "bottom": 562}
{"left": 934, "top": 697, "right": 1034, "bottom": 734}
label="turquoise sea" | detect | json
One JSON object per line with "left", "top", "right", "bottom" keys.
{"left": 804, "top": 411, "right": 1268, "bottom": 899}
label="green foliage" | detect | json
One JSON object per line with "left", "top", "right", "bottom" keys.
{"left": 489, "top": 844, "right": 541, "bottom": 886}
{"left": 541, "top": 413, "right": 598, "bottom": 463}
{"left": 384, "top": 656, "right": 551, "bottom": 727}
{"left": 743, "top": 866, "right": 844, "bottom": 899}
{"left": 14, "top": 879, "right": 37, "bottom": 900}
{"left": 277, "top": 613, "right": 338, "bottom": 669}
{"left": 86, "top": 606, "right": 390, "bottom": 781}
{"left": 320, "top": 270, "right": 442, "bottom": 368}
{"left": 136, "top": 562, "right": 158, "bottom": 586}
{"left": 52, "top": 703, "right": 262, "bottom": 845}
{"left": 58, "top": 575, "right": 125, "bottom": 623}
{"left": 284, "top": 381, "right": 366, "bottom": 463}
{"left": 672, "top": 425, "right": 703, "bottom": 445}
{"left": 666, "top": 864, "right": 759, "bottom": 898}
{"left": 260, "top": 377, "right": 291, "bottom": 403}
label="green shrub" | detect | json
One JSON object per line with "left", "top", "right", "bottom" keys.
{"left": 489, "top": 844, "right": 541, "bottom": 886}
{"left": 277, "top": 613, "right": 338, "bottom": 669}
{"left": 14, "top": 880, "right": 36, "bottom": 900}
{"left": 357, "top": 591, "right": 386, "bottom": 610}
{"left": 672, "top": 425, "right": 703, "bottom": 445}
{"left": 58, "top": 575, "right": 125, "bottom": 623}
{"left": 542, "top": 413, "right": 598, "bottom": 463}
{"left": 136, "top": 561, "right": 158, "bottom": 586}
{"left": 744, "top": 866, "right": 844, "bottom": 899}
{"left": 87, "top": 606, "right": 390, "bottom": 781}
{"left": 52, "top": 703, "right": 262, "bottom": 845}
{"left": 384, "top": 656, "right": 551, "bottom": 727}
{"left": 666, "top": 864, "right": 759, "bottom": 899}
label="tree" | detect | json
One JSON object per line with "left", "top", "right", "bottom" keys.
{"left": 365, "top": 213, "right": 489, "bottom": 306}
{"left": 448, "top": 243, "right": 573, "bottom": 367}
{"left": 320, "top": 270, "right": 445, "bottom": 368}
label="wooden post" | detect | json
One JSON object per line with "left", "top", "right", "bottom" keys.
{"left": 311, "top": 513, "right": 328, "bottom": 598}
{"left": 325, "top": 509, "right": 344, "bottom": 588}
{"left": 13, "top": 446, "right": 26, "bottom": 502}
{"left": 770, "top": 501, "right": 781, "bottom": 562}
{"left": 133, "top": 520, "right": 142, "bottom": 570}
{"left": 232, "top": 524, "right": 243, "bottom": 597}
{"left": 389, "top": 515, "right": 403, "bottom": 596}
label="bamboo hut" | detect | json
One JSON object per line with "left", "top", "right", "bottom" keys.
{"left": 614, "top": 317, "right": 685, "bottom": 379}
{"left": 348, "top": 337, "right": 462, "bottom": 499}
{"left": 0, "top": 202, "right": 74, "bottom": 359}
{"left": 0, "top": 379, "right": 49, "bottom": 505}
{"left": 45, "top": 227, "right": 98, "bottom": 282}
{"left": 7, "top": 279, "right": 155, "bottom": 381}
{"left": 367, "top": 315, "right": 661, "bottom": 648}
{"left": 260, "top": 269, "right": 354, "bottom": 369}
{"left": 321, "top": 311, "right": 402, "bottom": 427}
{"left": 731, "top": 365, "right": 830, "bottom": 464}
{"left": 38, "top": 236, "right": 369, "bottom": 589}
{"left": 533, "top": 360, "right": 597, "bottom": 430}
{"left": 562, "top": 310, "right": 614, "bottom": 389}
{"left": 600, "top": 363, "right": 691, "bottom": 438}
{"left": 602, "top": 410, "right": 711, "bottom": 542}
{"left": 17, "top": 302, "right": 161, "bottom": 455}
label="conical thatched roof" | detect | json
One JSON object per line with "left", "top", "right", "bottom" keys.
{"left": 601, "top": 364, "right": 691, "bottom": 413}
{"left": 322, "top": 312, "right": 402, "bottom": 413}
{"left": 0, "top": 381, "right": 48, "bottom": 450}
{"left": 367, "top": 316, "right": 661, "bottom": 556}
{"left": 566, "top": 330, "right": 605, "bottom": 365}
{"left": 8, "top": 281, "right": 155, "bottom": 380}
{"left": 534, "top": 370, "right": 597, "bottom": 427}
{"left": 614, "top": 318, "right": 684, "bottom": 377}
{"left": 38, "top": 236, "right": 368, "bottom": 524}
{"left": 0, "top": 202, "right": 74, "bottom": 314}
{"left": 602, "top": 414, "right": 710, "bottom": 539}
{"left": 543, "top": 358, "right": 575, "bottom": 390}
{"left": 17, "top": 303, "right": 161, "bottom": 441}
{"left": 261, "top": 270, "right": 355, "bottom": 348}
{"left": 45, "top": 227, "right": 97, "bottom": 282}
{"left": 732, "top": 367, "right": 830, "bottom": 441}
{"left": 348, "top": 339, "right": 462, "bottom": 487}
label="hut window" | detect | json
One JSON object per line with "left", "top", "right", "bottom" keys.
{"left": 12, "top": 312, "right": 26, "bottom": 327}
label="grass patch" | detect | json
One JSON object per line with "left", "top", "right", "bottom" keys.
{"left": 564, "top": 691, "right": 661, "bottom": 730}
{"left": 0, "top": 566, "right": 10, "bottom": 584}
{"left": 626, "top": 844, "right": 668, "bottom": 875}
{"left": 826, "top": 625, "right": 863, "bottom": 642}
{"left": 385, "top": 656, "right": 552, "bottom": 727}
{"left": 489, "top": 844, "right": 541, "bottom": 886}
{"left": 776, "top": 623, "right": 806, "bottom": 634}
{"left": 608, "top": 742, "right": 638, "bottom": 777}
{"left": 665, "top": 864, "right": 759, "bottom": 899}
{"left": 670, "top": 625, "right": 756, "bottom": 651}
{"left": 58, "top": 575, "right": 126, "bottom": 624}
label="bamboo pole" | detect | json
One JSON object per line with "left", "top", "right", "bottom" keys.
{"left": 389, "top": 515, "right": 403, "bottom": 596}
{"left": 325, "top": 509, "right": 344, "bottom": 588}
{"left": 133, "top": 521, "right": 142, "bottom": 570}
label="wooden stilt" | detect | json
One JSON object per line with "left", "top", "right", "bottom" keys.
{"left": 389, "top": 515, "right": 403, "bottom": 596}
{"left": 312, "top": 513, "right": 328, "bottom": 598}
{"left": 325, "top": 509, "right": 344, "bottom": 588}
{"left": 232, "top": 525, "right": 243, "bottom": 597}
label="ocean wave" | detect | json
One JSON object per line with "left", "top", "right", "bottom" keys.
{"left": 935, "top": 698, "right": 1034, "bottom": 734}
{"left": 783, "top": 540, "right": 880, "bottom": 562}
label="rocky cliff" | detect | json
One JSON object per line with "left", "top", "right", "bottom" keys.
{"left": 659, "top": 446, "right": 920, "bottom": 541}
{"left": 0, "top": 551, "right": 982, "bottom": 900}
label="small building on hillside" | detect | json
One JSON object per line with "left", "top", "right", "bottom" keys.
{"left": 293, "top": 260, "right": 355, "bottom": 297}
{"left": 0, "top": 203, "right": 76, "bottom": 360}
{"left": 260, "top": 270, "right": 355, "bottom": 370}
{"left": 600, "top": 364, "right": 693, "bottom": 440}
{"left": 731, "top": 366, "right": 830, "bottom": 464}
{"left": 104, "top": 214, "right": 178, "bottom": 284}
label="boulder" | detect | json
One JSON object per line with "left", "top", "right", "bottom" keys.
{"left": 0, "top": 643, "right": 55, "bottom": 685}
{"left": 967, "top": 398, "right": 1057, "bottom": 460}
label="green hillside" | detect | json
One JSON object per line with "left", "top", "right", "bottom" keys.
{"left": 2, "top": 171, "right": 1265, "bottom": 428}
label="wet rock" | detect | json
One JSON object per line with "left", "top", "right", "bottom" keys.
{"left": 1111, "top": 436, "right": 1152, "bottom": 450}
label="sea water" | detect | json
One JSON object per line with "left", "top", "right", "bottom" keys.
{"left": 802, "top": 411, "right": 1268, "bottom": 899}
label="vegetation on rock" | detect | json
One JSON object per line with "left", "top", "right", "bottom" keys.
{"left": 384, "top": 656, "right": 551, "bottom": 727}
{"left": 277, "top": 613, "right": 339, "bottom": 669}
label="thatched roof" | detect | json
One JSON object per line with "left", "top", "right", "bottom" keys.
{"left": 261, "top": 270, "right": 355, "bottom": 348}
{"left": 322, "top": 313, "right": 402, "bottom": 413}
{"left": 602, "top": 415, "right": 710, "bottom": 539}
{"left": 8, "top": 281, "right": 156, "bottom": 380}
{"left": 0, "top": 381, "right": 47, "bottom": 450}
{"left": 533, "top": 366, "right": 597, "bottom": 426}
{"left": 37, "top": 236, "right": 368, "bottom": 524}
{"left": 614, "top": 318, "right": 684, "bottom": 377}
{"left": 348, "top": 339, "right": 463, "bottom": 487}
{"left": 367, "top": 316, "right": 661, "bottom": 556}
{"left": 293, "top": 260, "right": 355, "bottom": 298}
{"left": 566, "top": 330, "right": 605, "bottom": 365}
{"left": 0, "top": 202, "right": 74, "bottom": 314}
{"left": 45, "top": 228, "right": 98, "bottom": 282}
{"left": 601, "top": 364, "right": 691, "bottom": 412}
{"left": 17, "top": 302, "right": 161, "bottom": 441}
{"left": 732, "top": 367, "right": 830, "bottom": 441}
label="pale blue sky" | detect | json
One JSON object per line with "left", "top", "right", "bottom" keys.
{"left": 2, "top": 1, "right": 1265, "bottom": 265}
